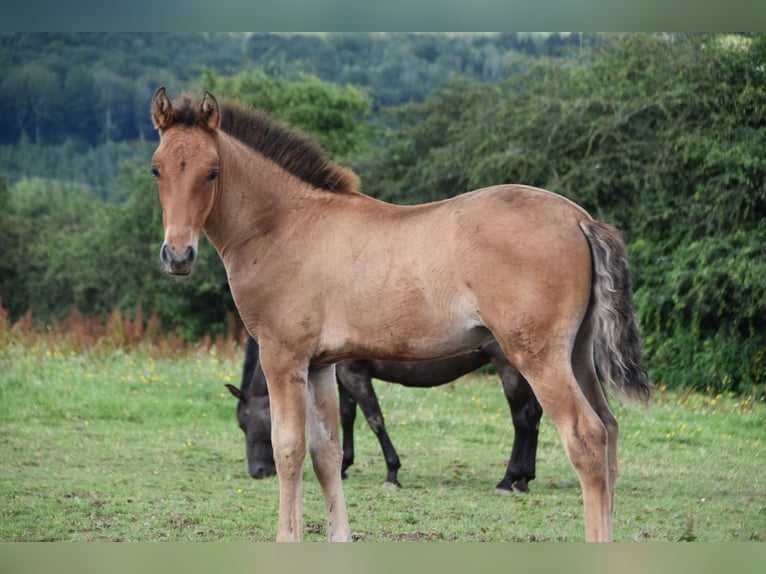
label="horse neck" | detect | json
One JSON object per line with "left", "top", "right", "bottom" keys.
{"left": 203, "top": 134, "right": 308, "bottom": 269}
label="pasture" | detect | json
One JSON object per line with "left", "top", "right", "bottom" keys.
{"left": 0, "top": 340, "right": 763, "bottom": 542}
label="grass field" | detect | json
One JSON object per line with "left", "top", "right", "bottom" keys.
{"left": 0, "top": 340, "right": 763, "bottom": 542}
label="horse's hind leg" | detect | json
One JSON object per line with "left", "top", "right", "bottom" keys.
{"left": 505, "top": 346, "right": 612, "bottom": 542}
{"left": 572, "top": 320, "right": 619, "bottom": 513}
{"left": 307, "top": 364, "right": 351, "bottom": 541}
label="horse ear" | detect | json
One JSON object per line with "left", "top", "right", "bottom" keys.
{"left": 200, "top": 91, "right": 221, "bottom": 131}
{"left": 225, "top": 383, "right": 243, "bottom": 400}
{"left": 151, "top": 86, "right": 173, "bottom": 131}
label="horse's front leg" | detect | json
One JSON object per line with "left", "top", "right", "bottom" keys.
{"left": 260, "top": 355, "right": 309, "bottom": 542}
{"left": 337, "top": 381, "right": 357, "bottom": 479}
{"left": 307, "top": 364, "right": 351, "bottom": 541}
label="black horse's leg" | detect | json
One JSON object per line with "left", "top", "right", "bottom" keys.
{"left": 490, "top": 353, "right": 542, "bottom": 493}
{"left": 338, "top": 381, "right": 357, "bottom": 479}
{"left": 336, "top": 362, "right": 402, "bottom": 487}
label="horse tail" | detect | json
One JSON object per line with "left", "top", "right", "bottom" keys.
{"left": 579, "top": 220, "right": 651, "bottom": 405}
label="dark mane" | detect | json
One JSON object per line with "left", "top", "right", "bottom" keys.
{"left": 172, "top": 94, "right": 359, "bottom": 194}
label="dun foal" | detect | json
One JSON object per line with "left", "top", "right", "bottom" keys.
{"left": 150, "top": 88, "right": 650, "bottom": 541}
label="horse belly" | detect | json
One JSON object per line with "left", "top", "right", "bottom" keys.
{"left": 316, "top": 285, "right": 491, "bottom": 364}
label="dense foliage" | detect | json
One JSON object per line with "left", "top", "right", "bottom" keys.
{"left": 0, "top": 32, "right": 570, "bottom": 147}
{"left": 243, "top": 32, "right": 581, "bottom": 106}
{"left": 0, "top": 33, "right": 763, "bottom": 396}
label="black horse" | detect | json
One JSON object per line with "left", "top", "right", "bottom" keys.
{"left": 226, "top": 336, "right": 542, "bottom": 492}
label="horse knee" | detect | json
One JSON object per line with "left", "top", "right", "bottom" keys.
{"left": 309, "top": 432, "right": 344, "bottom": 481}
{"left": 273, "top": 434, "right": 306, "bottom": 477}
{"left": 366, "top": 413, "right": 385, "bottom": 434}
{"left": 309, "top": 435, "right": 342, "bottom": 462}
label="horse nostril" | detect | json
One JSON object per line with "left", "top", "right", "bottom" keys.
{"left": 183, "top": 245, "right": 196, "bottom": 265}
{"left": 160, "top": 243, "right": 171, "bottom": 265}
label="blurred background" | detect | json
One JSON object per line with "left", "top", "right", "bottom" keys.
{"left": 0, "top": 32, "right": 764, "bottom": 398}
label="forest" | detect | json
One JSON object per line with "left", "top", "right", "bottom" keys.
{"left": 0, "top": 32, "right": 764, "bottom": 397}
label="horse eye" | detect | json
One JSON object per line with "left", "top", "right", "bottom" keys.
{"left": 150, "top": 166, "right": 160, "bottom": 179}
{"left": 207, "top": 168, "right": 219, "bottom": 182}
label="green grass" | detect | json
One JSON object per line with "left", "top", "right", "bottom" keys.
{"left": 0, "top": 342, "right": 763, "bottom": 542}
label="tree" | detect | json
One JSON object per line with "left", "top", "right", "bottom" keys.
{"left": 0, "top": 171, "right": 19, "bottom": 314}
{"left": 0, "top": 62, "right": 58, "bottom": 144}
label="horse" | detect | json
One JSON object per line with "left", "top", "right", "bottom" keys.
{"left": 226, "top": 335, "right": 542, "bottom": 492}
{"left": 150, "top": 88, "right": 650, "bottom": 542}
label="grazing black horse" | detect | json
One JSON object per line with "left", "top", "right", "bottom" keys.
{"left": 227, "top": 336, "right": 543, "bottom": 492}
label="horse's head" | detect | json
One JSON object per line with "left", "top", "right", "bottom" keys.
{"left": 150, "top": 87, "right": 221, "bottom": 276}
{"left": 225, "top": 382, "right": 276, "bottom": 480}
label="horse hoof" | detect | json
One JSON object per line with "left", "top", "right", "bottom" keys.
{"left": 495, "top": 482, "right": 530, "bottom": 495}
{"left": 383, "top": 480, "right": 401, "bottom": 488}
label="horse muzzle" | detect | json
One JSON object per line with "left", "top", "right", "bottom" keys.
{"left": 160, "top": 242, "right": 197, "bottom": 276}
{"left": 249, "top": 461, "right": 277, "bottom": 479}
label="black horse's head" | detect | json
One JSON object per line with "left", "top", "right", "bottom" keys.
{"left": 225, "top": 337, "right": 276, "bottom": 479}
